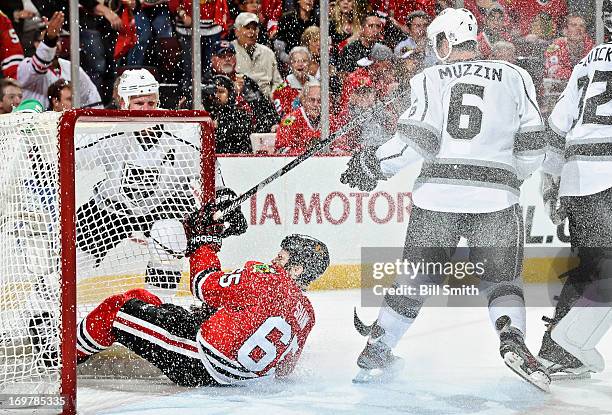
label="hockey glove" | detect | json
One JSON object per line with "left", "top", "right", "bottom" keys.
{"left": 215, "top": 187, "right": 248, "bottom": 238}
{"left": 340, "top": 146, "right": 386, "bottom": 192}
{"left": 183, "top": 203, "right": 224, "bottom": 256}
{"left": 541, "top": 173, "right": 567, "bottom": 225}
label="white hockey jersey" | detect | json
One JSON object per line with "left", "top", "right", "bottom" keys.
{"left": 17, "top": 41, "right": 102, "bottom": 109}
{"left": 377, "top": 59, "right": 546, "bottom": 213}
{"left": 545, "top": 42, "right": 612, "bottom": 197}
{"left": 76, "top": 123, "right": 224, "bottom": 217}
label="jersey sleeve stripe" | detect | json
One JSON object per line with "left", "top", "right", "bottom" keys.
{"left": 77, "top": 319, "right": 107, "bottom": 351}
{"left": 514, "top": 130, "right": 546, "bottom": 154}
{"left": 416, "top": 162, "right": 522, "bottom": 193}
{"left": 191, "top": 267, "right": 220, "bottom": 301}
{"left": 76, "top": 321, "right": 104, "bottom": 355}
{"left": 565, "top": 142, "right": 612, "bottom": 161}
{"left": 547, "top": 118, "right": 568, "bottom": 140}
{"left": 196, "top": 334, "right": 246, "bottom": 369}
{"left": 546, "top": 129, "right": 566, "bottom": 153}
{"left": 420, "top": 75, "right": 429, "bottom": 122}
{"left": 397, "top": 122, "right": 441, "bottom": 157}
{"left": 1, "top": 54, "right": 23, "bottom": 69}
{"left": 498, "top": 62, "right": 543, "bottom": 123}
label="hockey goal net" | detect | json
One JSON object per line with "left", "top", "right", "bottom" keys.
{"left": 0, "top": 109, "right": 215, "bottom": 414}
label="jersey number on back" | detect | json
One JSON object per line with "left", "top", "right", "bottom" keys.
{"left": 447, "top": 83, "right": 484, "bottom": 140}
{"left": 576, "top": 70, "right": 612, "bottom": 126}
{"left": 237, "top": 316, "right": 299, "bottom": 372}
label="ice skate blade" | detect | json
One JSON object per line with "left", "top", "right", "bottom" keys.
{"left": 538, "top": 356, "right": 592, "bottom": 381}
{"left": 352, "top": 358, "right": 404, "bottom": 384}
{"left": 504, "top": 352, "right": 550, "bottom": 393}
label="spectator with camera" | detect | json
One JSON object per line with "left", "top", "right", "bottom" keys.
{"left": 206, "top": 39, "right": 279, "bottom": 133}
{"left": 477, "top": 6, "right": 514, "bottom": 59}
{"left": 393, "top": 11, "right": 436, "bottom": 67}
{"left": 202, "top": 74, "right": 253, "bottom": 154}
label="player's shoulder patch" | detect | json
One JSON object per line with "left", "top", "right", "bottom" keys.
{"left": 282, "top": 115, "right": 296, "bottom": 126}
{"left": 251, "top": 263, "right": 278, "bottom": 274}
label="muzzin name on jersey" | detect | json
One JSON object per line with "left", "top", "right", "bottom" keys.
{"left": 438, "top": 63, "right": 503, "bottom": 82}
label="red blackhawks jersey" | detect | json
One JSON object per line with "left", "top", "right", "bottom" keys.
{"left": 0, "top": 11, "right": 24, "bottom": 79}
{"left": 189, "top": 245, "right": 315, "bottom": 384}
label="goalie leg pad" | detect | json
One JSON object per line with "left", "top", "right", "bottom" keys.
{"left": 551, "top": 303, "right": 612, "bottom": 372}
{"left": 146, "top": 219, "right": 187, "bottom": 292}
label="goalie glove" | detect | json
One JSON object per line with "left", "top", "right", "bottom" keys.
{"left": 541, "top": 173, "right": 567, "bottom": 225}
{"left": 183, "top": 203, "right": 224, "bottom": 256}
{"left": 215, "top": 187, "right": 248, "bottom": 238}
{"left": 340, "top": 146, "right": 386, "bottom": 192}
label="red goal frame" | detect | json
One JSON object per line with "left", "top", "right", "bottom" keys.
{"left": 57, "top": 109, "right": 215, "bottom": 415}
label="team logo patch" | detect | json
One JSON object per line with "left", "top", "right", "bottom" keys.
{"left": 282, "top": 115, "right": 296, "bottom": 126}
{"left": 252, "top": 264, "right": 277, "bottom": 274}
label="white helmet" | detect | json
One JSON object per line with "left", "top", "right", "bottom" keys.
{"left": 117, "top": 69, "right": 159, "bottom": 109}
{"left": 427, "top": 8, "right": 478, "bottom": 62}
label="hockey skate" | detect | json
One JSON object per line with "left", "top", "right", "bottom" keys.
{"left": 352, "top": 310, "right": 404, "bottom": 383}
{"left": 496, "top": 316, "right": 551, "bottom": 392}
{"left": 538, "top": 329, "right": 592, "bottom": 380}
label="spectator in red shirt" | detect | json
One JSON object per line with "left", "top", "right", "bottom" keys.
{"left": 503, "top": 0, "right": 567, "bottom": 38}
{"left": 544, "top": 14, "right": 594, "bottom": 80}
{"left": 276, "top": 81, "right": 341, "bottom": 155}
{"left": 477, "top": 5, "right": 513, "bottom": 59}
{"left": 272, "top": 46, "right": 315, "bottom": 118}
{"left": 0, "top": 10, "right": 24, "bottom": 79}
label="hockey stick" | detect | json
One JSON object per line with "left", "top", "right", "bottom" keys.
{"left": 214, "top": 89, "right": 410, "bottom": 220}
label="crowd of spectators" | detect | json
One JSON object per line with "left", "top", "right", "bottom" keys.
{"left": 0, "top": 0, "right": 599, "bottom": 153}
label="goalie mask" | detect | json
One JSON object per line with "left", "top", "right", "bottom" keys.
{"left": 427, "top": 8, "right": 478, "bottom": 62}
{"left": 117, "top": 69, "right": 159, "bottom": 109}
{"left": 281, "top": 234, "right": 330, "bottom": 287}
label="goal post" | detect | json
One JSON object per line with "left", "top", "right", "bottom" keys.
{"left": 0, "top": 109, "right": 216, "bottom": 415}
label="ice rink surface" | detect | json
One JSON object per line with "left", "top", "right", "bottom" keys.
{"left": 76, "top": 288, "right": 612, "bottom": 415}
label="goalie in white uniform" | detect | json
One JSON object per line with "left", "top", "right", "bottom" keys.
{"left": 75, "top": 69, "right": 246, "bottom": 294}
{"left": 537, "top": 0, "right": 612, "bottom": 378}
{"left": 341, "top": 9, "right": 551, "bottom": 390}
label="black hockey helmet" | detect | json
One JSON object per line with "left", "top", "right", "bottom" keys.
{"left": 281, "top": 234, "right": 330, "bottom": 286}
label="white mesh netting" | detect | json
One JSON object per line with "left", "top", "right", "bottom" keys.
{"left": 0, "top": 111, "right": 212, "bottom": 395}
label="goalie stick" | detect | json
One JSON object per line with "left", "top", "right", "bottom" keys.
{"left": 214, "top": 89, "right": 411, "bottom": 220}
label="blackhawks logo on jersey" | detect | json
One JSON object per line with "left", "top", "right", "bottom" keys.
{"left": 282, "top": 115, "right": 296, "bottom": 126}
{"left": 252, "top": 263, "right": 277, "bottom": 274}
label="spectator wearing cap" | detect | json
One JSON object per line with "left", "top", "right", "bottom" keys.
{"left": 0, "top": 78, "right": 23, "bottom": 115}
{"left": 203, "top": 75, "right": 253, "bottom": 154}
{"left": 339, "top": 43, "right": 397, "bottom": 112}
{"left": 274, "top": 0, "right": 319, "bottom": 64}
{"left": 231, "top": 0, "right": 271, "bottom": 47}
{"left": 544, "top": 14, "right": 594, "bottom": 81}
{"left": 232, "top": 12, "right": 283, "bottom": 97}
{"left": 394, "top": 11, "right": 436, "bottom": 67}
{"left": 477, "top": 6, "right": 513, "bottom": 59}
{"left": 207, "top": 39, "right": 280, "bottom": 132}
{"left": 272, "top": 46, "right": 315, "bottom": 118}
{"left": 331, "top": 73, "right": 384, "bottom": 153}
{"left": 17, "top": 12, "right": 102, "bottom": 109}
{"left": 336, "top": 14, "right": 384, "bottom": 75}
{"left": 173, "top": 0, "right": 230, "bottom": 91}
{"left": 47, "top": 78, "right": 72, "bottom": 112}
